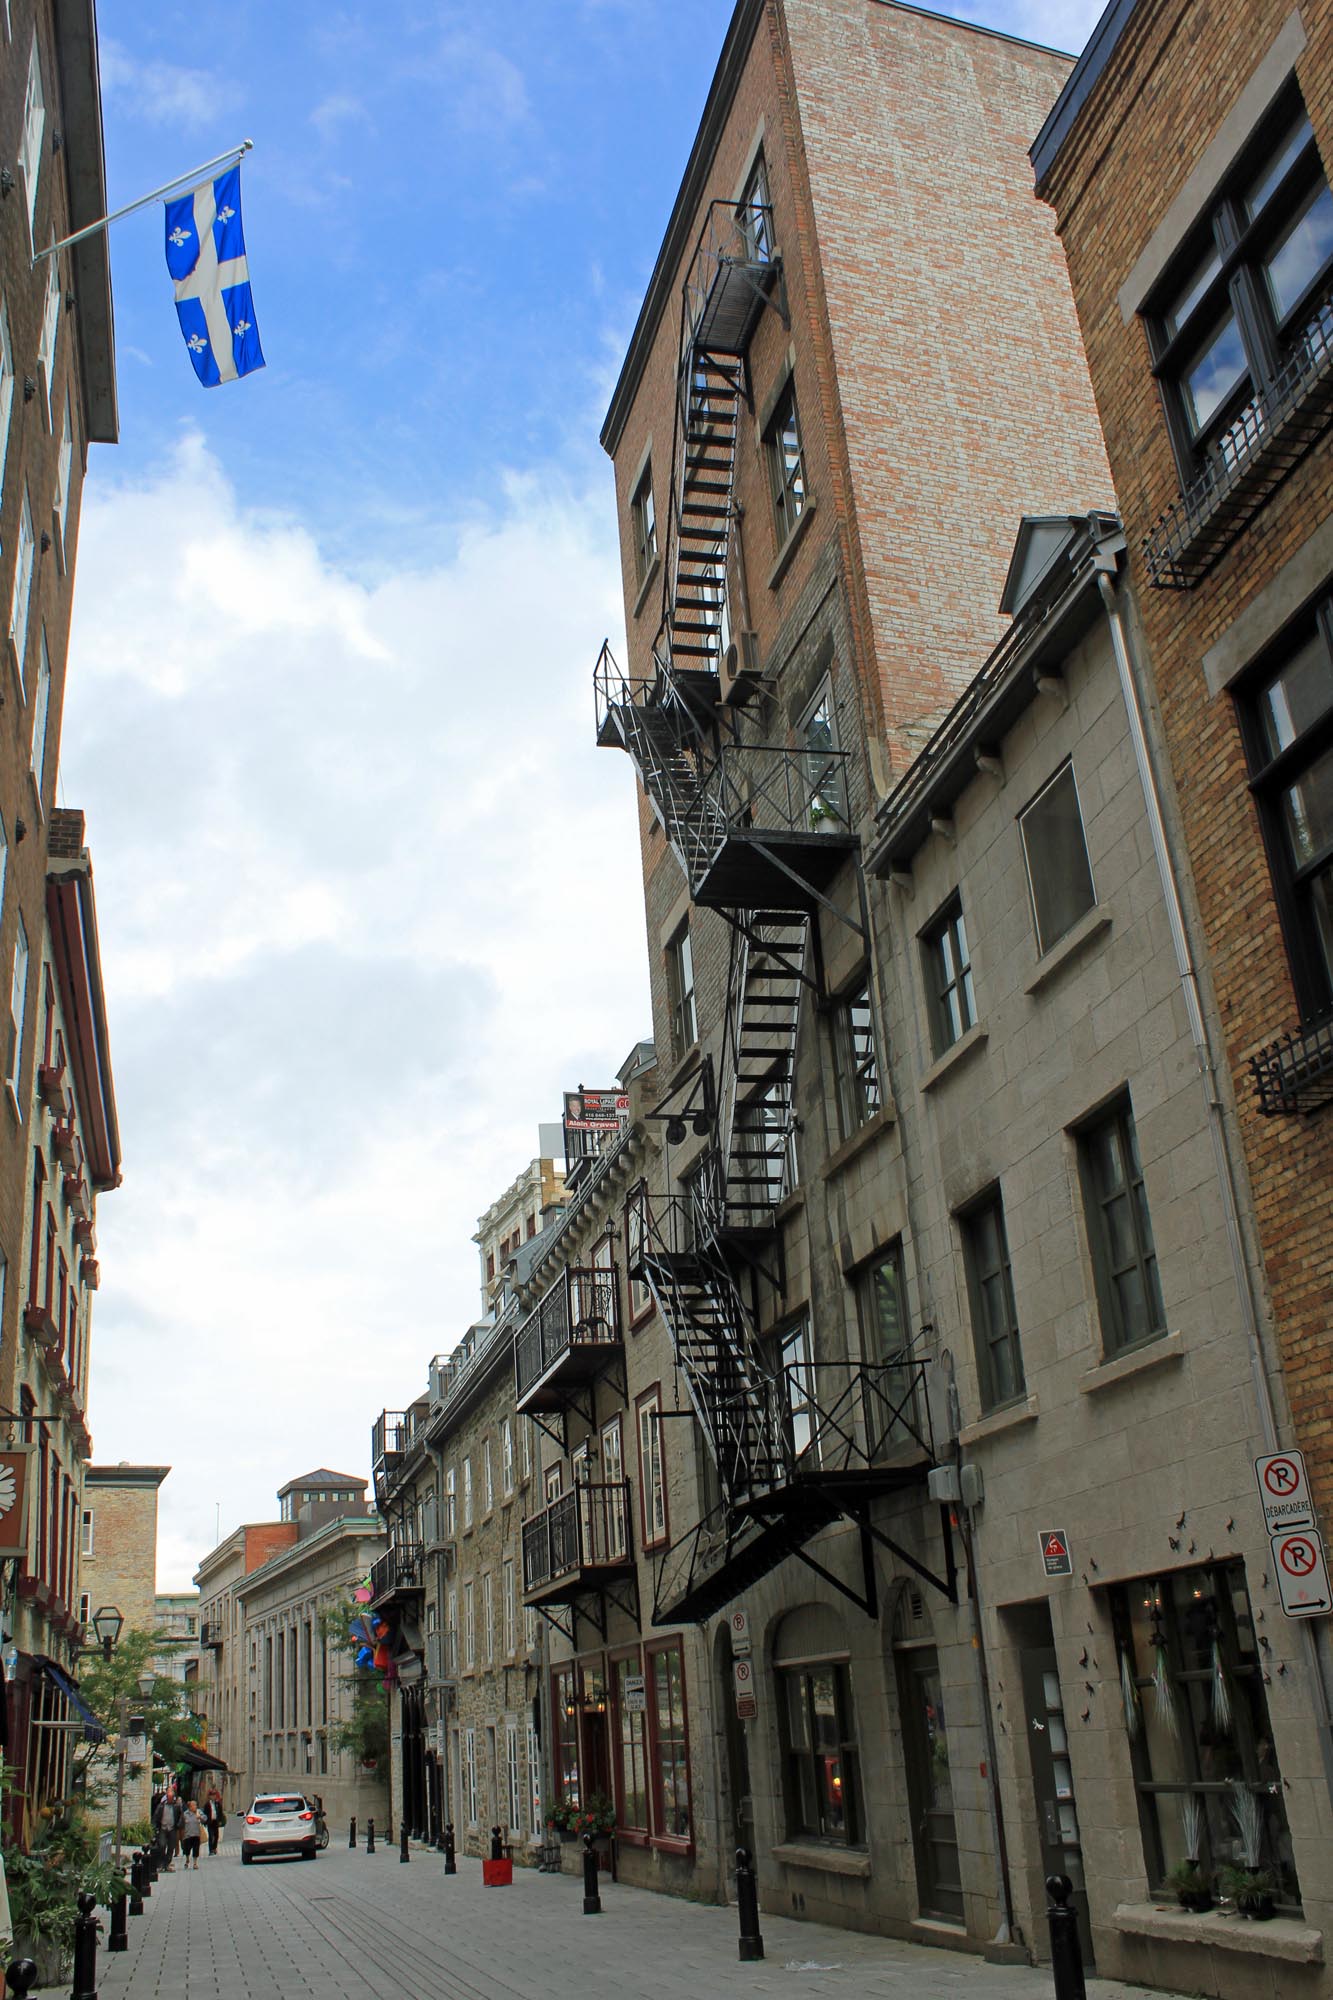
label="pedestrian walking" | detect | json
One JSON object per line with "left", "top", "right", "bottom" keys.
{"left": 154, "top": 1785, "right": 182, "bottom": 1870}
{"left": 202, "top": 1788, "right": 225, "bottom": 1857}
{"left": 180, "top": 1799, "right": 203, "bottom": 1869}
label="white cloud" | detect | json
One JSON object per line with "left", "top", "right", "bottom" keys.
{"left": 64, "top": 434, "right": 648, "bottom": 1586}
{"left": 99, "top": 41, "right": 236, "bottom": 129}
{"left": 428, "top": 33, "right": 530, "bottom": 133}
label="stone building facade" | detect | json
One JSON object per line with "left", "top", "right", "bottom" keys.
{"left": 193, "top": 1518, "right": 300, "bottom": 1793}
{"left": 73, "top": 1464, "right": 168, "bottom": 1826}
{"left": 475, "top": 1155, "right": 566, "bottom": 1322}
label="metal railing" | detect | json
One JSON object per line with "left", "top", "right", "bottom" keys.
{"left": 1251, "top": 1015, "right": 1333, "bottom": 1115}
{"left": 778, "top": 1357, "right": 934, "bottom": 1471}
{"left": 1146, "top": 292, "right": 1333, "bottom": 588}
{"left": 514, "top": 1264, "right": 621, "bottom": 1403}
{"left": 682, "top": 197, "right": 777, "bottom": 345}
{"left": 369, "top": 1542, "right": 424, "bottom": 1601}
{"left": 521, "top": 1481, "right": 633, "bottom": 1596}
{"left": 372, "top": 1410, "right": 408, "bottom": 1469}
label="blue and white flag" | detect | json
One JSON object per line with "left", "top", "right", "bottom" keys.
{"left": 164, "top": 163, "right": 264, "bottom": 387}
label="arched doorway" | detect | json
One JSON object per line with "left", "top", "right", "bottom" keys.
{"left": 892, "top": 1583, "right": 962, "bottom": 1922}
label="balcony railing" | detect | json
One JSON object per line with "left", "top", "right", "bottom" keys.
{"left": 683, "top": 197, "right": 781, "bottom": 358}
{"left": 201, "top": 1622, "right": 223, "bottom": 1650}
{"left": 515, "top": 1265, "right": 621, "bottom": 1412}
{"left": 372, "top": 1410, "right": 408, "bottom": 1469}
{"left": 369, "top": 1542, "right": 424, "bottom": 1604}
{"left": 1251, "top": 1016, "right": 1333, "bottom": 1116}
{"left": 521, "top": 1482, "right": 633, "bottom": 1602}
{"left": 1145, "top": 290, "right": 1333, "bottom": 588}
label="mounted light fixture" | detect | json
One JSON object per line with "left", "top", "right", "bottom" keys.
{"left": 91, "top": 1603, "right": 123, "bottom": 1660}
{"left": 563, "top": 1679, "right": 608, "bottom": 1718}
{"left": 664, "top": 1117, "right": 687, "bottom": 1146}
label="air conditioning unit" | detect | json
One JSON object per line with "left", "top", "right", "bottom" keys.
{"left": 720, "top": 630, "right": 764, "bottom": 706}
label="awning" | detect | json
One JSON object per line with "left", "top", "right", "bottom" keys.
{"left": 174, "top": 1743, "right": 228, "bottom": 1774}
{"left": 37, "top": 1659, "right": 105, "bottom": 1744}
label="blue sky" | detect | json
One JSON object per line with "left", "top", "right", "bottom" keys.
{"left": 65, "top": 0, "right": 1107, "bottom": 1584}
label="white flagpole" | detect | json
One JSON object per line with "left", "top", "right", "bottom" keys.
{"left": 33, "top": 138, "right": 254, "bottom": 264}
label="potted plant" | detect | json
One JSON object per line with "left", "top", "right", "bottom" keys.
{"left": 3, "top": 1815, "right": 119, "bottom": 1986}
{"left": 1168, "top": 1859, "right": 1214, "bottom": 1913}
{"left": 1220, "top": 1863, "right": 1277, "bottom": 1920}
{"left": 545, "top": 1800, "right": 576, "bottom": 1840}
{"left": 1223, "top": 1784, "right": 1276, "bottom": 1920}
{"left": 566, "top": 1793, "right": 617, "bottom": 1843}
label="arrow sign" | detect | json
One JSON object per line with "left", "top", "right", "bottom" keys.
{"left": 1272, "top": 1527, "right": 1332, "bottom": 1619}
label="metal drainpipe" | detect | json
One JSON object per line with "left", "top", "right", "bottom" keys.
{"left": 1096, "top": 565, "right": 1333, "bottom": 1800}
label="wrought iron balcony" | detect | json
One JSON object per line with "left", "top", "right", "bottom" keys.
{"left": 514, "top": 1264, "right": 622, "bottom": 1414}
{"left": 1251, "top": 1016, "right": 1333, "bottom": 1115}
{"left": 201, "top": 1622, "right": 223, "bottom": 1650}
{"left": 369, "top": 1541, "right": 425, "bottom": 1607}
{"left": 683, "top": 197, "right": 782, "bottom": 358}
{"left": 371, "top": 1409, "right": 408, "bottom": 1507}
{"left": 521, "top": 1482, "right": 633, "bottom": 1606}
{"left": 1145, "top": 291, "right": 1333, "bottom": 589}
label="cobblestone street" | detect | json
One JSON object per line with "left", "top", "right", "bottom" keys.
{"left": 86, "top": 1842, "right": 1190, "bottom": 2000}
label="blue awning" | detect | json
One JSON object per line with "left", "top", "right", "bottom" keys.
{"left": 39, "top": 1659, "right": 106, "bottom": 1744}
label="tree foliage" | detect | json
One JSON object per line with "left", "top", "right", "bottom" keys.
{"left": 75, "top": 1626, "right": 202, "bottom": 1772}
{"left": 317, "top": 1602, "right": 387, "bottom": 1767}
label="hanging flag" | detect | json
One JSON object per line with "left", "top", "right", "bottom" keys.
{"left": 164, "top": 162, "right": 264, "bottom": 387}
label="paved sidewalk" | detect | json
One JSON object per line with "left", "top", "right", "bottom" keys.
{"left": 85, "top": 1840, "right": 1188, "bottom": 2000}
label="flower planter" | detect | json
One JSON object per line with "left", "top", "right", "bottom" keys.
{"left": 482, "top": 1858, "right": 512, "bottom": 1887}
{"left": 1176, "top": 1888, "right": 1214, "bottom": 1913}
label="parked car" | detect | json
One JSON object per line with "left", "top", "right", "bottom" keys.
{"left": 239, "top": 1793, "right": 319, "bottom": 1864}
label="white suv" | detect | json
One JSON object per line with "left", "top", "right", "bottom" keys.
{"left": 239, "top": 1793, "right": 319, "bottom": 1864}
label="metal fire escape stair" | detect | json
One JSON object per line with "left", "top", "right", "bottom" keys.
{"left": 717, "top": 917, "right": 808, "bottom": 1234}
{"left": 663, "top": 356, "right": 745, "bottom": 686}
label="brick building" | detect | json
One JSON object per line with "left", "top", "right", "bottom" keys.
{"left": 74, "top": 1464, "right": 168, "bottom": 1825}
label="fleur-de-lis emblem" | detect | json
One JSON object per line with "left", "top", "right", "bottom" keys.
{"left": 216, "top": 205, "right": 236, "bottom": 224}
{"left": 233, "top": 319, "right": 252, "bottom": 337}
{"left": 168, "top": 225, "right": 192, "bottom": 247}
{"left": 187, "top": 333, "right": 208, "bottom": 354}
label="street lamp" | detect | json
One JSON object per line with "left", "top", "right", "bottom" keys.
{"left": 91, "top": 1604, "right": 123, "bottom": 1662}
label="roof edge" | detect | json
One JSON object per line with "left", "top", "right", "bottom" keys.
{"left": 1031, "top": 0, "right": 1138, "bottom": 193}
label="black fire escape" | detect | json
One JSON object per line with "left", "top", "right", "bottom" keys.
{"left": 595, "top": 197, "right": 951, "bottom": 1627}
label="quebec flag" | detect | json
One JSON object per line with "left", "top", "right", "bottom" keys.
{"left": 164, "top": 164, "right": 264, "bottom": 387}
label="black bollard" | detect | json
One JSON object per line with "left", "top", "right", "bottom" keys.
{"left": 128, "top": 1856, "right": 144, "bottom": 1919}
{"left": 490, "top": 1826, "right": 503, "bottom": 1862}
{"left": 735, "top": 1847, "right": 764, "bottom": 1962}
{"left": 444, "top": 1822, "right": 456, "bottom": 1875}
{"left": 400, "top": 1823, "right": 410, "bottom": 1865}
{"left": 71, "top": 1889, "right": 100, "bottom": 2000}
{"left": 365, "top": 1817, "right": 375, "bottom": 1854}
{"left": 434, "top": 1821, "right": 446, "bottom": 1854}
{"left": 581, "top": 1832, "right": 602, "bottom": 1916}
{"left": 139, "top": 1848, "right": 152, "bottom": 1899}
{"left": 349, "top": 1815, "right": 357, "bottom": 1849}
{"left": 108, "top": 1883, "right": 129, "bottom": 1954}
{"left": 4, "top": 1961, "right": 37, "bottom": 1997}
{"left": 1046, "top": 1875, "right": 1087, "bottom": 2000}
{"left": 145, "top": 1844, "right": 159, "bottom": 1885}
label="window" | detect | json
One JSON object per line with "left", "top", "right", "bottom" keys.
{"left": 1148, "top": 90, "right": 1333, "bottom": 482}
{"left": 0, "top": 301, "right": 13, "bottom": 496}
{"left": 506, "top": 1720, "right": 521, "bottom": 1834}
{"left": 462, "top": 1456, "right": 473, "bottom": 1530}
{"left": 625, "top": 1186, "right": 652, "bottom": 1323}
{"left": 443, "top": 1465, "right": 456, "bottom": 1537}
{"left": 80, "top": 1508, "right": 93, "bottom": 1557}
{"left": 446, "top": 1587, "right": 458, "bottom": 1676}
{"left": 483, "top": 1440, "right": 494, "bottom": 1515}
{"left": 738, "top": 150, "right": 773, "bottom": 265}
{"left": 1078, "top": 1095, "right": 1165, "bottom": 1355}
{"left": 961, "top": 1191, "right": 1024, "bottom": 1412}
{"left": 527, "top": 1723, "right": 543, "bottom": 1837}
{"left": 11, "top": 488, "right": 34, "bottom": 676}
{"left": 831, "top": 980, "right": 881, "bottom": 1136}
{"left": 647, "top": 1640, "right": 690, "bottom": 1840}
{"left": 38, "top": 245, "right": 59, "bottom": 417}
{"left": 613, "top": 1650, "right": 649, "bottom": 1830}
{"left": 552, "top": 1666, "right": 580, "bottom": 1806}
{"left": 1112, "top": 1564, "right": 1298, "bottom": 1907}
{"left": 922, "top": 897, "right": 975, "bottom": 1055}
{"left": 502, "top": 1557, "right": 515, "bottom": 1656}
{"left": 631, "top": 461, "right": 657, "bottom": 586}
{"left": 666, "top": 922, "right": 697, "bottom": 1056}
{"left": 521, "top": 1415, "right": 533, "bottom": 1482}
{"left": 31, "top": 631, "right": 50, "bottom": 798}
{"left": 18, "top": 36, "right": 44, "bottom": 236}
{"left": 54, "top": 391, "right": 73, "bottom": 559}
{"left": 8, "top": 914, "right": 28, "bottom": 1093}
{"left": 463, "top": 1582, "right": 475, "bottom": 1670}
{"left": 501, "top": 1419, "right": 514, "bottom": 1495}
{"left": 774, "top": 1606, "right": 862, "bottom": 1845}
{"left": 765, "top": 379, "right": 806, "bottom": 545}
{"left": 482, "top": 1571, "right": 494, "bottom": 1666}
{"left": 79, "top": 1592, "right": 89, "bottom": 1627}
{"left": 1241, "top": 607, "right": 1333, "bottom": 1019}
{"left": 1020, "top": 762, "right": 1096, "bottom": 955}
{"left": 601, "top": 1416, "right": 626, "bottom": 1559}
{"left": 462, "top": 1728, "right": 478, "bottom": 1824}
{"left": 801, "top": 684, "right": 844, "bottom": 830}
{"left": 779, "top": 1319, "right": 816, "bottom": 1461}
{"left": 636, "top": 1390, "right": 666, "bottom": 1548}
{"left": 855, "top": 1243, "right": 919, "bottom": 1447}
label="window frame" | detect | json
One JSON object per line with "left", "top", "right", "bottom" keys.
{"left": 1077, "top": 1094, "right": 1167, "bottom": 1358}
{"left": 645, "top": 1636, "right": 692, "bottom": 1848}
{"left": 625, "top": 1182, "right": 653, "bottom": 1327}
{"left": 776, "top": 1653, "right": 863, "bottom": 1848}
{"left": 610, "top": 1643, "right": 650, "bottom": 1836}
{"left": 1146, "top": 87, "right": 1333, "bottom": 485}
{"left": 921, "top": 896, "right": 976, "bottom": 1056}
{"left": 738, "top": 150, "right": 774, "bottom": 266}
{"left": 1019, "top": 761, "right": 1097, "bottom": 957}
{"left": 630, "top": 460, "right": 657, "bottom": 588}
{"left": 1238, "top": 598, "right": 1333, "bottom": 1021}
{"left": 18, "top": 34, "right": 44, "bottom": 240}
{"left": 665, "top": 921, "right": 698, "bottom": 1058}
{"left": 764, "top": 376, "right": 807, "bottom": 549}
{"left": 830, "top": 976, "right": 882, "bottom": 1137}
{"left": 635, "top": 1385, "right": 667, "bottom": 1551}
{"left": 960, "top": 1188, "right": 1025, "bottom": 1414}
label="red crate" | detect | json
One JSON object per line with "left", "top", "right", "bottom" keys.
{"left": 482, "top": 1858, "right": 513, "bottom": 1887}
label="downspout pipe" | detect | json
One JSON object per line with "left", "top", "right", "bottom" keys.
{"left": 1095, "top": 564, "right": 1333, "bottom": 1799}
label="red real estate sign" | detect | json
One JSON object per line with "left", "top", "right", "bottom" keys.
{"left": 1039, "top": 1529, "right": 1073, "bottom": 1578}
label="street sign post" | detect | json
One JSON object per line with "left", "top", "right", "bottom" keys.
{"left": 730, "top": 1609, "right": 751, "bottom": 1655}
{"left": 1039, "top": 1529, "right": 1073, "bottom": 1578}
{"left": 733, "top": 1656, "right": 757, "bottom": 1719}
{"left": 1272, "top": 1527, "right": 1332, "bottom": 1619}
{"left": 1255, "top": 1451, "right": 1315, "bottom": 1535}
